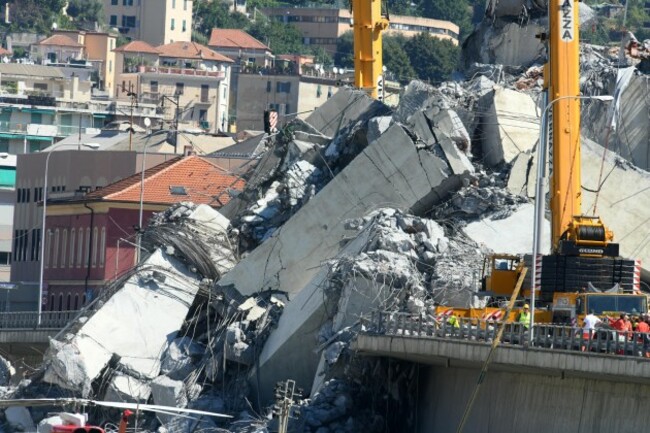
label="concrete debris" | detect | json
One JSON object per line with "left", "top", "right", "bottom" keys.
{"left": 151, "top": 376, "right": 189, "bottom": 424}
{"left": 43, "top": 249, "right": 205, "bottom": 397}
{"left": 8, "top": 6, "right": 650, "bottom": 428}
{"left": 0, "top": 356, "right": 14, "bottom": 387}
{"left": 5, "top": 407, "right": 36, "bottom": 432}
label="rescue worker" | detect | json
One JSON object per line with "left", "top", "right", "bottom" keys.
{"left": 447, "top": 313, "right": 460, "bottom": 337}
{"left": 581, "top": 309, "right": 602, "bottom": 351}
{"left": 517, "top": 304, "right": 531, "bottom": 330}
{"left": 636, "top": 315, "right": 650, "bottom": 358}
{"left": 609, "top": 313, "right": 633, "bottom": 333}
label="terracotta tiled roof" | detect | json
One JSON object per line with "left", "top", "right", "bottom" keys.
{"left": 37, "top": 34, "right": 84, "bottom": 48}
{"left": 208, "top": 29, "right": 270, "bottom": 51}
{"left": 0, "top": 47, "right": 11, "bottom": 56}
{"left": 156, "top": 41, "right": 233, "bottom": 63}
{"left": 85, "top": 156, "right": 244, "bottom": 207}
{"left": 113, "top": 40, "right": 161, "bottom": 54}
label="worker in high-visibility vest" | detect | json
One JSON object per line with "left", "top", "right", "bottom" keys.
{"left": 517, "top": 304, "right": 531, "bottom": 329}
{"left": 447, "top": 314, "right": 460, "bottom": 329}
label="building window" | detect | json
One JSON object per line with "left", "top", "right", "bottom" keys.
{"left": 85, "top": 228, "right": 91, "bottom": 266}
{"left": 171, "top": 18, "right": 175, "bottom": 30}
{"left": 150, "top": 81, "right": 158, "bottom": 94}
{"left": 0, "top": 139, "right": 8, "bottom": 153}
{"left": 100, "top": 227, "right": 106, "bottom": 267}
{"left": 184, "top": 0, "right": 188, "bottom": 10}
{"left": 122, "top": 15, "right": 136, "bottom": 28}
{"left": 266, "top": 81, "right": 271, "bottom": 93}
{"left": 53, "top": 229, "right": 60, "bottom": 268}
{"left": 45, "top": 229, "right": 52, "bottom": 268}
{"left": 74, "top": 294, "right": 79, "bottom": 310}
{"left": 12, "top": 230, "right": 18, "bottom": 262}
{"left": 200, "top": 84, "right": 209, "bottom": 102}
{"left": 276, "top": 82, "right": 291, "bottom": 93}
{"left": 31, "top": 112, "right": 42, "bottom": 124}
{"left": 175, "top": 82, "right": 184, "bottom": 95}
{"left": 70, "top": 229, "right": 75, "bottom": 268}
{"left": 110, "top": 15, "right": 117, "bottom": 26}
{"left": 77, "top": 228, "right": 84, "bottom": 267}
{"left": 123, "top": 0, "right": 133, "bottom": 5}
{"left": 58, "top": 294, "right": 63, "bottom": 311}
{"left": 66, "top": 294, "right": 71, "bottom": 310}
{"left": 182, "top": 19, "right": 186, "bottom": 32}
{"left": 172, "top": 0, "right": 176, "bottom": 8}
{"left": 109, "top": 60, "right": 112, "bottom": 73}
{"left": 111, "top": 0, "right": 118, "bottom": 5}
{"left": 61, "top": 229, "right": 67, "bottom": 268}
{"left": 92, "top": 227, "right": 98, "bottom": 267}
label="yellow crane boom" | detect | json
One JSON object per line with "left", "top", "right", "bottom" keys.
{"left": 351, "top": 0, "right": 389, "bottom": 100}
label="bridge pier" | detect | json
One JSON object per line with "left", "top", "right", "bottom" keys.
{"left": 417, "top": 365, "right": 650, "bottom": 433}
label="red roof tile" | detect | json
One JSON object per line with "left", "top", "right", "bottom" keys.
{"left": 208, "top": 29, "right": 270, "bottom": 51}
{"left": 156, "top": 41, "right": 233, "bottom": 63}
{"left": 114, "top": 40, "right": 161, "bottom": 54}
{"left": 86, "top": 156, "right": 244, "bottom": 207}
{"left": 37, "top": 34, "right": 84, "bottom": 48}
{"left": 0, "top": 47, "right": 12, "bottom": 56}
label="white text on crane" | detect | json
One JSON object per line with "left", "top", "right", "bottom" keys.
{"left": 560, "top": 0, "right": 575, "bottom": 42}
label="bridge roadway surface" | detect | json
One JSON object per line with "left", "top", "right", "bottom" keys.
{"left": 354, "top": 312, "right": 650, "bottom": 433}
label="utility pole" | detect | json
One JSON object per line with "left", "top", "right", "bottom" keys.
{"left": 123, "top": 83, "right": 138, "bottom": 151}
{"left": 161, "top": 94, "right": 181, "bottom": 151}
{"left": 272, "top": 380, "right": 302, "bottom": 433}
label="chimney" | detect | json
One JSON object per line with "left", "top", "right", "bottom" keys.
{"left": 183, "top": 145, "right": 194, "bottom": 156}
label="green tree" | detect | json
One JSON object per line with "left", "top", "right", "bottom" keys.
{"left": 248, "top": 20, "right": 306, "bottom": 54}
{"left": 194, "top": 0, "right": 248, "bottom": 40}
{"left": 312, "top": 46, "right": 333, "bottom": 67}
{"left": 334, "top": 30, "right": 354, "bottom": 68}
{"left": 246, "top": 0, "right": 280, "bottom": 10}
{"left": 66, "top": 0, "right": 104, "bottom": 24}
{"left": 9, "top": 0, "right": 67, "bottom": 33}
{"left": 383, "top": 34, "right": 416, "bottom": 83}
{"left": 404, "top": 33, "right": 459, "bottom": 83}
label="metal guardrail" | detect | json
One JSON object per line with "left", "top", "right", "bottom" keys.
{"left": 0, "top": 310, "right": 80, "bottom": 329}
{"left": 363, "top": 311, "right": 650, "bottom": 359}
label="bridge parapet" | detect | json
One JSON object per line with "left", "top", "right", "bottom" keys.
{"left": 0, "top": 310, "right": 80, "bottom": 330}
{"left": 356, "top": 311, "right": 650, "bottom": 382}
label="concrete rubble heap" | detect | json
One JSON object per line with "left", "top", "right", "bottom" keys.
{"left": 3, "top": 4, "right": 650, "bottom": 430}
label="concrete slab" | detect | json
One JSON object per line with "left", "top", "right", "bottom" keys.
{"left": 479, "top": 87, "right": 540, "bottom": 167}
{"left": 437, "top": 132, "right": 474, "bottom": 175}
{"left": 507, "top": 152, "right": 531, "bottom": 196}
{"left": 463, "top": 203, "right": 551, "bottom": 255}
{"left": 43, "top": 251, "right": 201, "bottom": 396}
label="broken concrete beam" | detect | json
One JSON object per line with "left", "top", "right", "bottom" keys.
{"left": 304, "top": 89, "right": 391, "bottom": 138}
{"left": 507, "top": 152, "right": 531, "bottom": 196}
{"left": 478, "top": 87, "right": 540, "bottom": 167}
{"left": 429, "top": 109, "right": 473, "bottom": 156}
{"left": 43, "top": 250, "right": 202, "bottom": 397}
{"left": 151, "top": 376, "right": 188, "bottom": 424}
{"left": 104, "top": 373, "right": 151, "bottom": 402}
{"left": 217, "top": 124, "right": 465, "bottom": 403}
{"left": 462, "top": 20, "right": 545, "bottom": 70}
{"left": 436, "top": 130, "right": 475, "bottom": 175}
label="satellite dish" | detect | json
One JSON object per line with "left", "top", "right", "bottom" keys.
{"left": 144, "top": 117, "right": 151, "bottom": 127}
{"left": 52, "top": 22, "right": 58, "bottom": 30}
{"left": 333, "top": 67, "right": 338, "bottom": 74}
{"left": 382, "top": 65, "right": 387, "bottom": 72}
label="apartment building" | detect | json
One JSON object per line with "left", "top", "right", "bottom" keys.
{"left": 9, "top": 148, "right": 176, "bottom": 290}
{"left": 103, "top": 0, "right": 193, "bottom": 46}
{"left": 115, "top": 41, "right": 233, "bottom": 132}
{"left": 40, "top": 155, "right": 244, "bottom": 309}
{"left": 208, "top": 29, "right": 273, "bottom": 67}
{"left": 236, "top": 72, "right": 342, "bottom": 131}
{"left": 30, "top": 31, "right": 119, "bottom": 96}
{"left": 0, "top": 154, "right": 15, "bottom": 282}
{"left": 0, "top": 63, "right": 161, "bottom": 155}
{"left": 261, "top": 7, "right": 459, "bottom": 54}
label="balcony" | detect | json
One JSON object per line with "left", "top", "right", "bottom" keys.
{"left": 136, "top": 66, "right": 226, "bottom": 79}
{"left": 0, "top": 121, "right": 81, "bottom": 138}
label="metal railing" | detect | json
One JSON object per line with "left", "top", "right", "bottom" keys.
{"left": 0, "top": 310, "right": 80, "bottom": 329}
{"left": 138, "top": 66, "right": 226, "bottom": 79}
{"left": 363, "top": 311, "right": 650, "bottom": 359}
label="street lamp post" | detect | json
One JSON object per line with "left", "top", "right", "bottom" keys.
{"left": 529, "top": 93, "right": 614, "bottom": 343}
{"left": 38, "top": 142, "right": 100, "bottom": 325}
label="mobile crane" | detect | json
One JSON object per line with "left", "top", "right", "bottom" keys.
{"left": 350, "top": 0, "right": 389, "bottom": 100}
{"left": 434, "top": 0, "right": 643, "bottom": 325}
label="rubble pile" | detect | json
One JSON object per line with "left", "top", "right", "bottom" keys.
{"left": 4, "top": 2, "right": 650, "bottom": 429}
